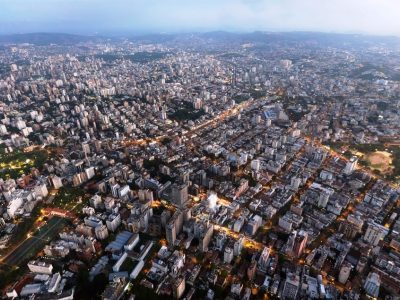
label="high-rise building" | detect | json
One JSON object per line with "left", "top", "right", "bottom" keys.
{"left": 338, "top": 261, "right": 352, "bottom": 284}
{"left": 339, "top": 213, "right": 364, "bottom": 240}
{"left": 111, "top": 184, "right": 120, "bottom": 198}
{"left": 93, "top": 140, "right": 102, "bottom": 153}
{"left": 233, "top": 235, "right": 244, "bottom": 256}
{"left": 246, "top": 215, "right": 262, "bottom": 236}
{"left": 34, "top": 183, "right": 48, "bottom": 198}
{"left": 138, "top": 189, "right": 154, "bottom": 202}
{"left": 224, "top": 247, "right": 234, "bottom": 264}
{"left": 90, "top": 194, "right": 102, "bottom": 209}
{"left": 258, "top": 247, "right": 271, "bottom": 272}
{"left": 247, "top": 260, "right": 257, "bottom": 281}
{"left": 95, "top": 224, "right": 109, "bottom": 240}
{"left": 215, "top": 232, "right": 227, "bottom": 251}
{"left": 290, "top": 177, "right": 301, "bottom": 190}
{"left": 198, "top": 222, "right": 213, "bottom": 252}
{"left": 356, "top": 257, "right": 368, "bottom": 273}
{"left": 85, "top": 167, "right": 95, "bottom": 180}
{"left": 250, "top": 159, "right": 261, "bottom": 171}
{"left": 82, "top": 142, "right": 91, "bottom": 156}
{"left": 171, "top": 183, "right": 189, "bottom": 207}
{"left": 293, "top": 230, "right": 308, "bottom": 258}
{"left": 182, "top": 207, "right": 192, "bottom": 222}
{"left": 207, "top": 192, "right": 218, "bottom": 210}
{"left": 117, "top": 185, "right": 130, "bottom": 199}
{"left": 161, "top": 210, "right": 171, "bottom": 228}
{"left": 173, "top": 276, "right": 185, "bottom": 299}
{"left": 166, "top": 222, "right": 177, "bottom": 246}
{"left": 364, "top": 272, "right": 381, "bottom": 299}
{"left": 317, "top": 191, "right": 330, "bottom": 208}
{"left": 343, "top": 156, "right": 358, "bottom": 175}
{"left": 363, "top": 221, "right": 389, "bottom": 246}
{"left": 0, "top": 124, "right": 8, "bottom": 135}
{"left": 106, "top": 213, "right": 121, "bottom": 232}
{"left": 198, "top": 169, "right": 207, "bottom": 185}
{"left": 166, "top": 210, "right": 183, "bottom": 247}
{"left": 160, "top": 109, "right": 167, "bottom": 120}
{"left": 233, "top": 216, "right": 245, "bottom": 232}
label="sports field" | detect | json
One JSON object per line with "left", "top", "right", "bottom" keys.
{"left": 365, "top": 151, "right": 393, "bottom": 175}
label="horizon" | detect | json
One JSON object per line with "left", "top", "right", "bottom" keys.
{"left": 1, "top": 0, "right": 400, "bottom": 37}
{"left": 1, "top": 30, "right": 400, "bottom": 40}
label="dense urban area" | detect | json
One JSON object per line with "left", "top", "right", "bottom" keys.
{"left": 0, "top": 32, "right": 400, "bottom": 300}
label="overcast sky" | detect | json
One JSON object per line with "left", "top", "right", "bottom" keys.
{"left": 1, "top": 0, "right": 399, "bottom": 36}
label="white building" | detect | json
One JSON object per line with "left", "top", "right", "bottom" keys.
{"left": 84, "top": 216, "right": 103, "bottom": 228}
{"left": 34, "top": 183, "right": 48, "bottom": 198}
{"left": 118, "top": 185, "right": 130, "bottom": 199}
{"left": 124, "top": 234, "right": 139, "bottom": 251}
{"left": 0, "top": 124, "right": 8, "bottom": 135}
{"left": 106, "top": 213, "right": 121, "bottom": 232}
{"left": 290, "top": 177, "right": 301, "bottom": 190}
{"left": 47, "top": 272, "right": 61, "bottom": 293}
{"left": 224, "top": 247, "right": 234, "bottom": 264}
{"left": 113, "top": 252, "right": 128, "bottom": 272}
{"left": 50, "top": 175, "right": 63, "bottom": 189}
{"left": 95, "top": 224, "right": 109, "bottom": 240}
{"left": 16, "top": 120, "right": 26, "bottom": 130}
{"left": 343, "top": 156, "right": 358, "bottom": 175}
{"left": 207, "top": 192, "right": 218, "bottom": 210}
{"left": 130, "top": 259, "right": 144, "bottom": 279}
{"left": 233, "top": 217, "right": 244, "bottom": 232}
{"left": 251, "top": 159, "right": 261, "bottom": 172}
{"left": 27, "top": 260, "right": 53, "bottom": 275}
{"left": 7, "top": 196, "right": 23, "bottom": 217}
{"left": 85, "top": 167, "right": 95, "bottom": 180}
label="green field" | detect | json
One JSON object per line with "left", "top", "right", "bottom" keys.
{"left": 169, "top": 101, "right": 205, "bottom": 121}
{"left": 0, "top": 147, "right": 48, "bottom": 179}
{"left": 50, "top": 187, "right": 87, "bottom": 213}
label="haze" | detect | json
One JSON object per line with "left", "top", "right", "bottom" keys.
{"left": 1, "top": 0, "right": 399, "bottom": 36}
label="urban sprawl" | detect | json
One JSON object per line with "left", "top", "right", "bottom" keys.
{"left": 0, "top": 32, "right": 400, "bottom": 300}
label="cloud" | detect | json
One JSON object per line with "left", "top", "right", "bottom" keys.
{"left": 0, "top": 0, "right": 399, "bottom": 36}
